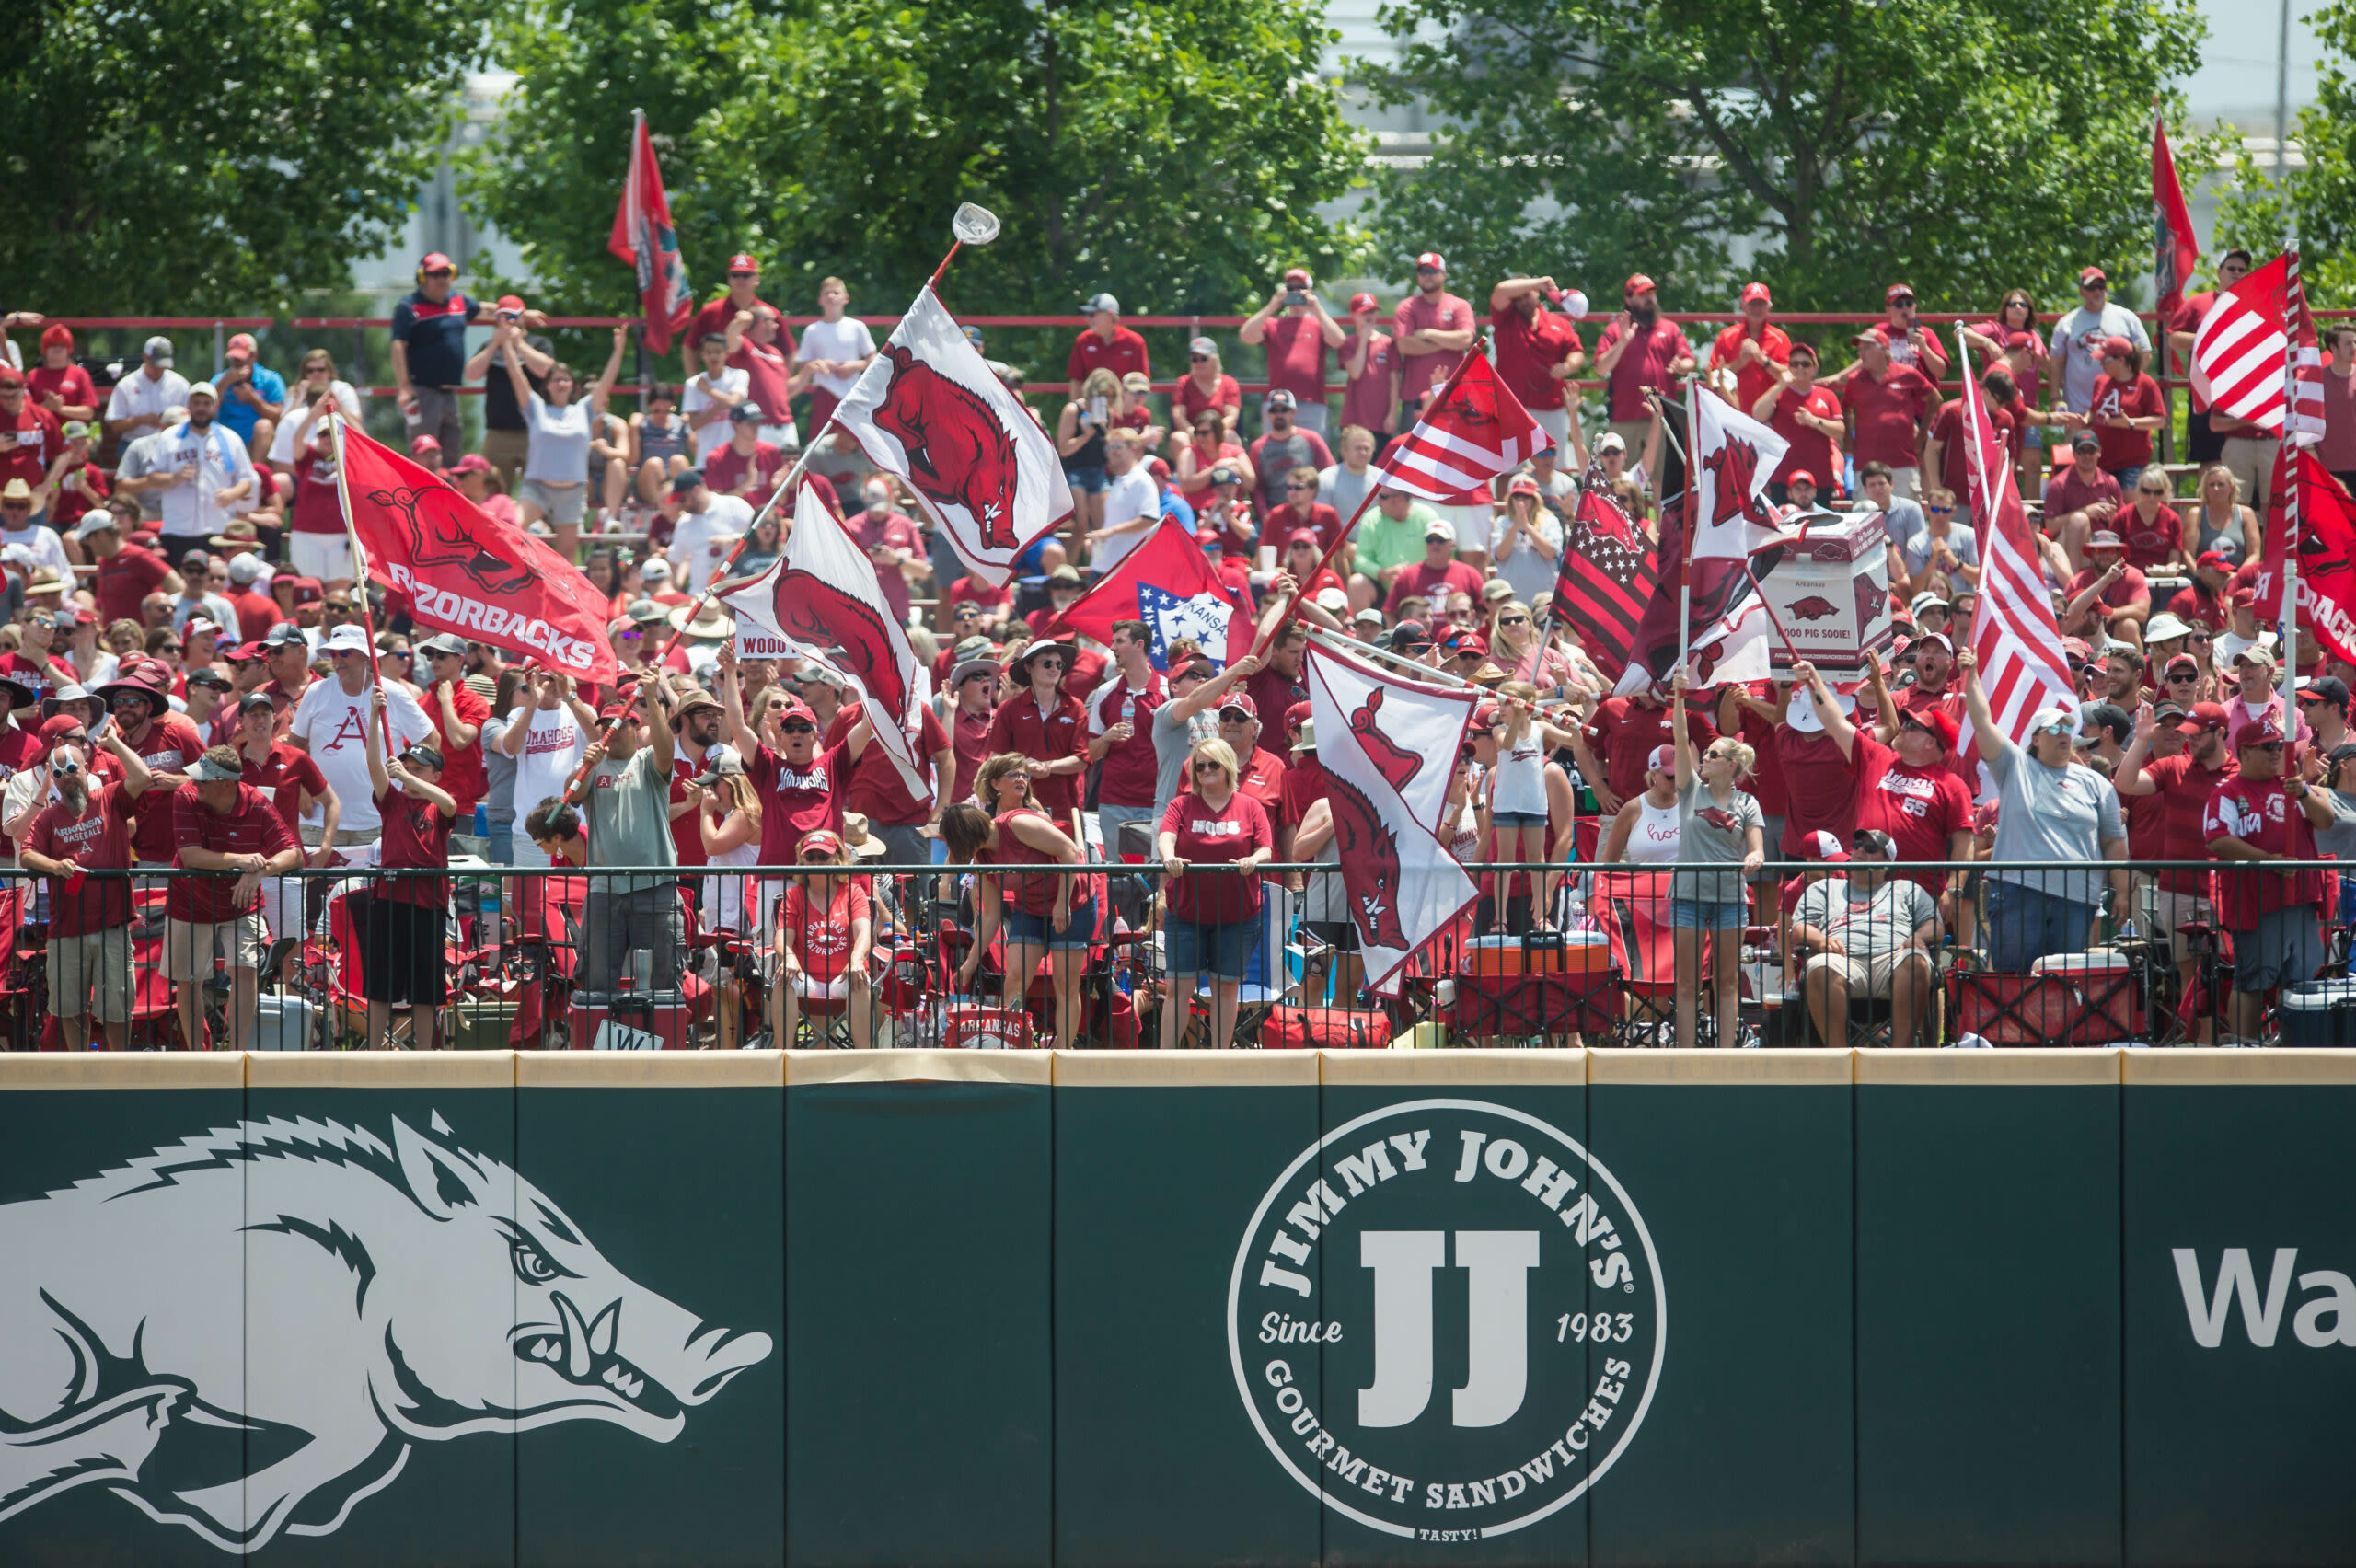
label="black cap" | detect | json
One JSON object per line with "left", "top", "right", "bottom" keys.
{"left": 238, "top": 691, "right": 277, "bottom": 714}
{"left": 185, "top": 667, "right": 232, "bottom": 689}
{"left": 2299, "top": 674, "right": 2351, "bottom": 710}
{"left": 398, "top": 744, "right": 445, "bottom": 772}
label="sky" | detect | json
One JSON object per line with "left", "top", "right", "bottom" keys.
{"left": 2186, "top": 0, "right": 2329, "bottom": 129}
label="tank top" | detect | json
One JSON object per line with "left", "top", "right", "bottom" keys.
{"left": 1490, "top": 730, "right": 1550, "bottom": 816}
{"left": 980, "top": 808, "right": 1057, "bottom": 915}
{"left": 1623, "top": 795, "right": 1681, "bottom": 865}
{"left": 640, "top": 412, "right": 689, "bottom": 465}
{"left": 2194, "top": 502, "right": 2246, "bottom": 566}
{"left": 1065, "top": 410, "right": 1108, "bottom": 473}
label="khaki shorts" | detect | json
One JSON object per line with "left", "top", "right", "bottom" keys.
{"left": 48, "top": 926, "right": 133, "bottom": 1022}
{"left": 166, "top": 913, "right": 270, "bottom": 982}
{"left": 1802, "top": 947, "right": 1929, "bottom": 999}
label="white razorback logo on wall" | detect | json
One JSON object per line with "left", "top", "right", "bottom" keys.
{"left": 1229, "top": 1099, "right": 1666, "bottom": 1541}
{"left": 0, "top": 1113, "right": 773, "bottom": 1552}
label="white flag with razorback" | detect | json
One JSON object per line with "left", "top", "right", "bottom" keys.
{"left": 831, "top": 284, "right": 1073, "bottom": 586}
{"left": 718, "top": 478, "right": 927, "bottom": 790}
{"left": 1676, "top": 386, "right": 1796, "bottom": 686}
{"left": 1303, "top": 640, "right": 1482, "bottom": 997}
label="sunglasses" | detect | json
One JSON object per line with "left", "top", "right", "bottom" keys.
{"left": 1286, "top": 481, "right": 1315, "bottom": 490}
{"left": 0, "top": 502, "right": 29, "bottom": 513}
{"left": 2168, "top": 673, "right": 2199, "bottom": 683}
{"left": 1193, "top": 761, "right": 1226, "bottom": 774}
{"left": 1927, "top": 504, "right": 1953, "bottom": 515}
{"left": 1498, "top": 616, "right": 1530, "bottom": 628}
{"left": 2246, "top": 741, "right": 2286, "bottom": 753}
{"left": 2189, "top": 632, "right": 2213, "bottom": 642}
{"left": 1190, "top": 352, "right": 1214, "bottom": 363}
{"left": 1031, "top": 658, "right": 1067, "bottom": 670}
{"left": 781, "top": 721, "right": 816, "bottom": 734}
{"left": 2298, "top": 695, "right": 2328, "bottom": 706}
{"left": 618, "top": 629, "right": 643, "bottom": 640}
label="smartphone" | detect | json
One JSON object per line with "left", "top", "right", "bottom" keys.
{"left": 1089, "top": 395, "right": 1107, "bottom": 426}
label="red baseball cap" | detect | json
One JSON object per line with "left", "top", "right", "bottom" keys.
{"left": 2184, "top": 701, "right": 2230, "bottom": 732}
{"left": 2099, "top": 335, "right": 2135, "bottom": 360}
{"left": 1218, "top": 691, "right": 1259, "bottom": 720}
{"left": 1901, "top": 707, "right": 1959, "bottom": 752}
{"left": 1415, "top": 251, "right": 1447, "bottom": 272}
{"left": 1348, "top": 292, "right": 1380, "bottom": 314}
{"left": 2079, "top": 266, "right": 2108, "bottom": 288}
{"left": 40, "top": 324, "right": 72, "bottom": 351}
{"left": 450, "top": 453, "right": 492, "bottom": 476}
{"left": 1801, "top": 829, "right": 1850, "bottom": 862}
{"left": 1740, "top": 282, "right": 1771, "bottom": 306}
{"left": 1785, "top": 468, "right": 1818, "bottom": 488}
{"left": 598, "top": 699, "right": 641, "bottom": 723}
{"left": 2196, "top": 548, "right": 2232, "bottom": 570}
{"left": 496, "top": 294, "right": 526, "bottom": 315}
{"left": 778, "top": 698, "right": 817, "bottom": 726}
{"left": 1624, "top": 273, "right": 1657, "bottom": 296}
{"left": 1288, "top": 528, "right": 1322, "bottom": 548}
{"left": 727, "top": 253, "right": 760, "bottom": 274}
{"left": 1285, "top": 701, "right": 1313, "bottom": 731}
{"left": 2235, "top": 719, "right": 2285, "bottom": 749}
{"left": 1284, "top": 268, "right": 1312, "bottom": 286}
{"left": 410, "top": 434, "right": 442, "bottom": 457}
{"left": 419, "top": 251, "right": 455, "bottom": 273}
{"left": 1885, "top": 282, "right": 1915, "bottom": 304}
{"left": 2230, "top": 586, "right": 2258, "bottom": 606}
{"left": 225, "top": 332, "right": 258, "bottom": 360}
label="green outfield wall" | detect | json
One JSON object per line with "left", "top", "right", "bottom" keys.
{"left": 1, "top": 1048, "right": 2350, "bottom": 1568}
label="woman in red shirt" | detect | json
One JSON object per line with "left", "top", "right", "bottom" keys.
{"left": 2087, "top": 337, "right": 2167, "bottom": 489}
{"left": 942, "top": 759, "right": 1091, "bottom": 1046}
{"left": 1156, "top": 737, "right": 1275, "bottom": 1049}
{"left": 364, "top": 689, "right": 456, "bottom": 1049}
{"left": 778, "top": 828, "right": 875, "bottom": 1049}
{"left": 1173, "top": 339, "right": 1242, "bottom": 438}
{"left": 1172, "top": 408, "right": 1254, "bottom": 518}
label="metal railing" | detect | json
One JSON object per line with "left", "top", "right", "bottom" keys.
{"left": 0, "top": 856, "right": 2349, "bottom": 1053}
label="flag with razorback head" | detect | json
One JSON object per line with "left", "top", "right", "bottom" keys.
{"left": 2257, "top": 448, "right": 2356, "bottom": 663}
{"left": 334, "top": 419, "right": 619, "bottom": 685}
{"left": 1303, "top": 640, "right": 1481, "bottom": 997}
{"left": 1038, "top": 518, "right": 1254, "bottom": 670}
{"left": 607, "top": 111, "right": 693, "bottom": 354}
{"left": 719, "top": 478, "right": 926, "bottom": 783}
{"left": 1372, "top": 353, "right": 1549, "bottom": 501}
{"left": 832, "top": 285, "right": 1073, "bottom": 586}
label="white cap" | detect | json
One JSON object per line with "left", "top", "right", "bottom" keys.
{"left": 324, "top": 624, "right": 371, "bottom": 653}
{"left": 1424, "top": 518, "right": 1456, "bottom": 543}
{"left": 1784, "top": 685, "right": 1856, "bottom": 734}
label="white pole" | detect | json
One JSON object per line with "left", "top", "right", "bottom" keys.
{"left": 1305, "top": 628, "right": 1481, "bottom": 692}
{"left": 1677, "top": 378, "right": 1696, "bottom": 679}
{"left": 1953, "top": 324, "right": 2000, "bottom": 660}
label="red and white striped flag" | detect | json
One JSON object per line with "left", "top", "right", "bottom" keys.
{"left": 1952, "top": 339, "right": 2073, "bottom": 781}
{"left": 2192, "top": 251, "right": 2297, "bottom": 433}
{"left": 1373, "top": 354, "right": 1548, "bottom": 500}
{"left": 2284, "top": 250, "right": 2327, "bottom": 446}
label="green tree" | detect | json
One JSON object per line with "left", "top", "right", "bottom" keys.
{"left": 463, "top": 0, "right": 1369, "bottom": 326}
{"left": 2216, "top": 0, "right": 2356, "bottom": 303}
{"left": 0, "top": 0, "right": 491, "bottom": 314}
{"left": 1357, "top": 0, "right": 2211, "bottom": 313}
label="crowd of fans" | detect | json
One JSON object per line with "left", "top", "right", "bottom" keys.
{"left": 2, "top": 239, "right": 2354, "bottom": 1052}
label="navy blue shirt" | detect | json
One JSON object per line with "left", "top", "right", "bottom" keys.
{"left": 389, "top": 290, "right": 480, "bottom": 388}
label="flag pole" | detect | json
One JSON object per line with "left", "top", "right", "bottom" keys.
{"left": 327, "top": 412, "right": 397, "bottom": 756}
{"left": 1652, "top": 382, "right": 1804, "bottom": 672}
{"left": 1253, "top": 335, "right": 1494, "bottom": 659}
{"left": 1304, "top": 627, "right": 1481, "bottom": 692}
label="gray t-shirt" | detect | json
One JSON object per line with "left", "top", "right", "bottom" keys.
{"left": 1674, "top": 776, "right": 1762, "bottom": 905}
{"left": 1794, "top": 876, "right": 1940, "bottom": 959}
{"left": 583, "top": 744, "right": 676, "bottom": 894}
{"left": 2313, "top": 790, "right": 2356, "bottom": 860}
{"left": 1985, "top": 737, "right": 2124, "bottom": 906}
{"left": 1897, "top": 519, "right": 1979, "bottom": 582}
{"left": 480, "top": 713, "right": 518, "bottom": 827}
{"left": 1152, "top": 701, "right": 1218, "bottom": 820}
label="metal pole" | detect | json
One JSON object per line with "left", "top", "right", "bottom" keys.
{"left": 2278, "top": 0, "right": 2293, "bottom": 178}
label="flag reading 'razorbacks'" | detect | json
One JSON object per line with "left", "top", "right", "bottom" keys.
{"left": 833, "top": 285, "right": 1072, "bottom": 586}
{"left": 335, "top": 420, "right": 619, "bottom": 684}
{"left": 1373, "top": 354, "right": 1549, "bottom": 501}
{"left": 1040, "top": 519, "right": 1253, "bottom": 670}
{"left": 1303, "top": 640, "right": 1482, "bottom": 996}
{"left": 607, "top": 111, "right": 693, "bottom": 355}
{"left": 720, "top": 479, "right": 927, "bottom": 784}
{"left": 2258, "top": 448, "right": 2356, "bottom": 664}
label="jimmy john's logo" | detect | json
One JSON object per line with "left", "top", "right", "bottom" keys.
{"left": 1228, "top": 1100, "right": 1665, "bottom": 1540}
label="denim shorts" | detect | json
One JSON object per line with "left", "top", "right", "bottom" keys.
{"left": 1671, "top": 899, "right": 1748, "bottom": 932}
{"left": 1006, "top": 895, "right": 1097, "bottom": 952}
{"left": 1063, "top": 464, "right": 1109, "bottom": 494}
{"left": 1493, "top": 810, "right": 1548, "bottom": 828}
{"left": 1167, "top": 917, "right": 1254, "bottom": 981}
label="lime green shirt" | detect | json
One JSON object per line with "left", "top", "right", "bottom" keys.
{"left": 1353, "top": 500, "right": 1439, "bottom": 581}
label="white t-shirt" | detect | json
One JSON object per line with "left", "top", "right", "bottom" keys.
{"left": 0, "top": 522, "right": 70, "bottom": 579}
{"left": 290, "top": 678, "right": 433, "bottom": 835}
{"left": 523, "top": 392, "right": 595, "bottom": 484}
{"left": 268, "top": 382, "right": 364, "bottom": 465}
{"left": 151, "top": 421, "right": 257, "bottom": 539}
{"left": 795, "top": 317, "right": 879, "bottom": 398}
{"left": 511, "top": 703, "right": 589, "bottom": 824}
{"left": 684, "top": 367, "right": 750, "bottom": 464}
{"left": 667, "top": 498, "right": 754, "bottom": 594}
{"left": 105, "top": 367, "right": 192, "bottom": 430}
{"left": 1093, "top": 467, "right": 1161, "bottom": 571}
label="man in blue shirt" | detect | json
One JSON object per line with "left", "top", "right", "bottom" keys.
{"left": 212, "top": 332, "right": 286, "bottom": 464}
{"left": 388, "top": 251, "right": 480, "bottom": 457}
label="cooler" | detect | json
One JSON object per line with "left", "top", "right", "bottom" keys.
{"left": 2280, "top": 978, "right": 2356, "bottom": 1048}
{"left": 1463, "top": 930, "right": 1610, "bottom": 976}
{"left": 2031, "top": 950, "right": 2143, "bottom": 1043}
{"left": 570, "top": 988, "right": 690, "bottom": 1051}
{"left": 254, "top": 994, "right": 317, "bottom": 1052}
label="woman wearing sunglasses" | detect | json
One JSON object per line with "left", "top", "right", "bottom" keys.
{"left": 2189, "top": 464, "right": 2261, "bottom": 568}
{"left": 777, "top": 827, "right": 875, "bottom": 1050}
{"left": 1157, "top": 737, "right": 1275, "bottom": 1049}
{"left": 943, "top": 756, "right": 1091, "bottom": 1048}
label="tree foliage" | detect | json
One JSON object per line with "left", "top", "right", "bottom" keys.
{"left": 464, "top": 0, "right": 1369, "bottom": 320}
{"left": 1358, "top": 0, "right": 2211, "bottom": 313}
{"left": 0, "top": 0, "right": 490, "bottom": 314}
{"left": 2216, "top": 0, "right": 2356, "bottom": 302}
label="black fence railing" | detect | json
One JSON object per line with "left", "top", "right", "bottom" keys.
{"left": 0, "top": 859, "right": 2350, "bottom": 1053}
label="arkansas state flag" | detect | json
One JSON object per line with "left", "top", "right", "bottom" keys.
{"left": 1039, "top": 519, "right": 1253, "bottom": 670}
{"left": 833, "top": 285, "right": 1072, "bottom": 587}
{"left": 2257, "top": 447, "right": 2356, "bottom": 664}
{"left": 607, "top": 111, "right": 693, "bottom": 354}
{"left": 719, "top": 479, "right": 928, "bottom": 786}
{"left": 334, "top": 419, "right": 618, "bottom": 684}
{"left": 1304, "top": 640, "right": 1482, "bottom": 996}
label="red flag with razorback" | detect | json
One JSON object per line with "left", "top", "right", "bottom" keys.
{"left": 335, "top": 421, "right": 619, "bottom": 684}
{"left": 1303, "top": 640, "right": 1482, "bottom": 996}
{"left": 2257, "top": 448, "right": 2356, "bottom": 664}
{"left": 607, "top": 111, "right": 693, "bottom": 355}
{"left": 1039, "top": 518, "right": 1254, "bottom": 670}
{"left": 1373, "top": 354, "right": 1550, "bottom": 500}
{"left": 2152, "top": 113, "right": 2201, "bottom": 321}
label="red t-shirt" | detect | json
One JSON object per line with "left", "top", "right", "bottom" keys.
{"left": 239, "top": 742, "right": 328, "bottom": 841}
{"left": 1158, "top": 790, "right": 1272, "bottom": 924}
{"left": 0, "top": 403, "right": 62, "bottom": 486}
{"left": 2117, "top": 502, "right": 2185, "bottom": 571}
{"left": 686, "top": 295, "right": 791, "bottom": 359}
{"left": 168, "top": 782, "right": 299, "bottom": 922}
{"left": 229, "top": 586, "right": 280, "bottom": 642}
{"left": 951, "top": 708, "right": 994, "bottom": 806}
{"left": 1492, "top": 306, "right": 1583, "bottom": 412}
{"left": 1393, "top": 292, "right": 1476, "bottom": 406}
{"left": 1385, "top": 559, "right": 1485, "bottom": 617}
{"left": 668, "top": 769, "right": 707, "bottom": 869}
{"left": 26, "top": 363, "right": 98, "bottom": 420}
{"left": 1068, "top": 327, "right": 1151, "bottom": 386}
{"left": 727, "top": 337, "right": 795, "bottom": 430}
{"left": 1763, "top": 385, "right": 1844, "bottom": 493}
{"left": 26, "top": 781, "right": 137, "bottom": 937}
{"left": 842, "top": 705, "right": 953, "bottom": 827}
{"left": 94, "top": 544, "right": 172, "bottom": 627}
{"left": 1092, "top": 674, "right": 1166, "bottom": 809}
{"left": 1261, "top": 315, "right": 1331, "bottom": 403}
{"left": 1583, "top": 697, "right": 1716, "bottom": 807}
{"left": 2043, "top": 467, "right": 2123, "bottom": 522}
{"left": 1341, "top": 331, "right": 1398, "bottom": 432}
{"left": 2089, "top": 373, "right": 2166, "bottom": 471}
{"left": 1595, "top": 319, "right": 1694, "bottom": 422}
{"left": 980, "top": 807, "right": 1062, "bottom": 917}
{"left": 2167, "top": 582, "right": 2229, "bottom": 632}
{"left": 780, "top": 879, "right": 870, "bottom": 977}
{"left": 122, "top": 716, "right": 208, "bottom": 860}
{"left": 2203, "top": 776, "right": 2324, "bottom": 931}
{"left": 416, "top": 681, "right": 491, "bottom": 814}
{"left": 1177, "top": 441, "right": 1250, "bottom": 517}
{"left": 751, "top": 741, "right": 847, "bottom": 865}
{"left": 1773, "top": 727, "right": 1863, "bottom": 857}
{"left": 2145, "top": 751, "right": 2237, "bottom": 894}
{"left": 1263, "top": 502, "right": 1345, "bottom": 554}
{"left": 1708, "top": 323, "right": 1793, "bottom": 419}
{"left": 1175, "top": 373, "right": 1242, "bottom": 428}
{"left": 2065, "top": 564, "right": 2150, "bottom": 615}
{"left": 944, "top": 575, "right": 1013, "bottom": 616}
{"left": 46, "top": 462, "right": 109, "bottom": 534}
{"left": 703, "top": 440, "right": 788, "bottom": 513}
{"left": 1930, "top": 398, "right": 2016, "bottom": 501}
{"left": 291, "top": 452, "right": 344, "bottom": 534}
{"left": 779, "top": 471, "right": 841, "bottom": 523}
{"left": 1730, "top": 690, "right": 1789, "bottom": 816}
{"left": 1846, "top": 363, "right": 1936, "bottom": 468}
{"left": 375, "top": 785, "right": 454, "bottom": 907}
{"left": 1854, "top": 737, "right": 1973, "bottom": 890}
{"left": 984, "top": 690, "right": 1088, "bottom": 813}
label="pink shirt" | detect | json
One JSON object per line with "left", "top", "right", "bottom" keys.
{"left": 1393, "top": 291, "right": 1474, "bottom": 407}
